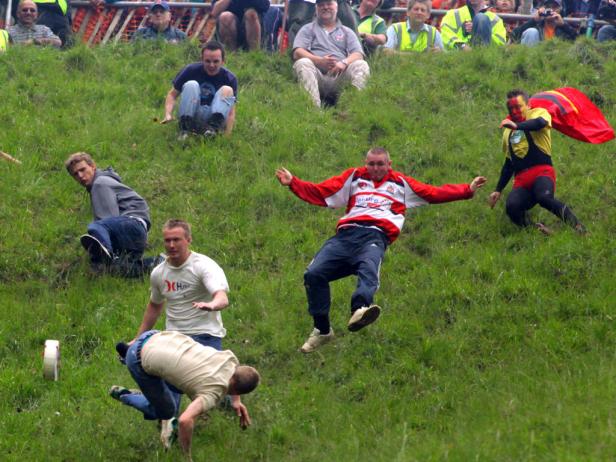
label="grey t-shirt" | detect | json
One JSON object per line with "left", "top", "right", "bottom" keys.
{"left": 293, "top": 20, "right": 364, "bottom": 61}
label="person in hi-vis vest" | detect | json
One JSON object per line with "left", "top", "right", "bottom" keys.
{"left": 384, "top": 0, "right": 444, "bottom": 52}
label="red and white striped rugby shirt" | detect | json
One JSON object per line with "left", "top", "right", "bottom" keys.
{"left": 289, "top": 167, "right": 474, "bottom": 243}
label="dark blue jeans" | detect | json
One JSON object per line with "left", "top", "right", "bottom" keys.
{"left": 304, "top": 226, "right": 388, "bottom": 320}
{"left": 87, "top": 216, "right": 147, "bottom": 260}
{"left": 119, "top": 332, "right": 223, "bottom": 419}
{"left": 120, "top": 330, "right": 180, "bottom": 420}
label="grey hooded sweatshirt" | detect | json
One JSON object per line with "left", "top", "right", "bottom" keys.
{"left": 88, "top": 168, "right": 151, "bottom": 226}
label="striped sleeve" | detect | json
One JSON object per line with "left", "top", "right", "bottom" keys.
{"left": 289, "top": 168, "right": 357, "bottom": 208}
{"left": 402, "top": 175, "right": 473, "bottom": 205}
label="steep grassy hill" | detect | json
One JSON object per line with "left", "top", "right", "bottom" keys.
{"left": 0, "top": 40, "right": 615, "bottom": 461}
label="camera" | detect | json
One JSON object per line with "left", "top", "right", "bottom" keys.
{"left": 539, "top": 8, "right": 554, "bottom": 16}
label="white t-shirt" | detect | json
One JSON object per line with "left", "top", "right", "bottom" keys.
{"left": 150, "top": 252, "right": 230, "bottom": 336}
{"left": 141, "top": 331, "right": 237, "bottom": 411}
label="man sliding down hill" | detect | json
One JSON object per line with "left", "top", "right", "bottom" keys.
{"left": 487, "top": 89, "right": 586, "bottom": 235}
{"left": 276, "top": 147, "right": 486, "bottom": 353}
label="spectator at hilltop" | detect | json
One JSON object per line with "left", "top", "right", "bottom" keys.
{"left": 353, "top": 0, "right": 387, "bottom": 54}
{"left": 596, "top": 0, "right": 616, "bottom": 41}
{"left": 510, "top": 0, "right": 577, "bottom": 45}
{"left": 441, "top": 0, "right": 507, "bottom": 49}
{"left": 8, "top": 1, "right": 61, "bottom": 48}
{"left": 292, "top": 0, "right": 369, "bottom": 108}
{"left": 384, "top": 0, "right": 444, "bottom": 52}
{"left": 286, "top": 0, "right": 358, "bottom": 47}
{"left": 211, "top": 0, "right": 270, "bottom": 51}
{"left": 132, "top": 1, "right": 187, "bottom": 43}
{"left": 30, "top": 0, "right": 72, "bottom": 46}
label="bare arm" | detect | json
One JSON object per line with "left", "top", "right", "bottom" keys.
{"left": 230, "top": 394, "right": 252, "bottom": 429}
{"left": 162, "top": 88, "right": 179, "bottom": 124}
{"left": 178, "top": 398, "right": 205, "bottom": 462}
{"left": 192, "top": 290, "right": 229, "bottom": 311}
{"left": 135, "top": 300, "right": 165, "bottom": 337}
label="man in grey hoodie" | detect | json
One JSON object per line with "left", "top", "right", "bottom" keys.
{"left": 65, "top": 152, "right": 159, "bottom": 276}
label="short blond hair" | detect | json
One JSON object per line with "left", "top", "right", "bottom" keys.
{"left": 163, "top": 219, "right": 192, "bottom": 240}
{"left": 65, "top": 152, "right": 95, "bottom": 174}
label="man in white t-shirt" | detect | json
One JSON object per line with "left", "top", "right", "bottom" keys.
{"left": 111, "top": 330, "right": 260, "bottom": 461}
{"left": 129, "top": 219, "right": 247, "bottom": 446}
{"left": 137, "top": 219, "right": 230, "bottom": 349}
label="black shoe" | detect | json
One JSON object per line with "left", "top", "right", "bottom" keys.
{"left": 179, "top": 115, "right": 195, "bottom": 132}
{"left": 143, "top": 254, "right": 166, "bottom": 274}
{"left": 115, "top": 342, "right": 129, "bottom": 364}
{"left": 80, "top": 234, "right": 112, "bottom": 264}
{"left": 207, "top": 113, "right": 225, "bottom": 131}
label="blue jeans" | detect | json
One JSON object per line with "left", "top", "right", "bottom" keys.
{"left": 471, "top": 13, "right": 494, "bottom": 46}
{"left": 304, "top": 227, "right": 388, "bottom": 320}
{"left": 119, "top": 332, "right": 223, "bottom": 418}
{"left": 521, "top": 27, "right": 541, "bottom": 46}
{"left": 120, "top": 331, "right": 180, "bottom": 420}
{"left": 597, "top": 25, "right": 616, "bottom": 42}
{"left": 178, "top": 81, "right": 236, "bottom": 131}
{"left": 87, "top": 215, "right": 147, "bottom": 260}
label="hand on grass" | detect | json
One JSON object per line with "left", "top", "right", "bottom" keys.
{"left": 488, "top": 191, "right": 501, "bottom": 208}
{"left": 470, "top": 176, "right": 487, "bottom": 192}
{"left": 276, "top": 168, "right": 293, "bottom": 186}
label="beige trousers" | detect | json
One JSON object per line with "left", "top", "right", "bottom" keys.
{"left": 293, "top": 58, "right": 370, "bottom": 107}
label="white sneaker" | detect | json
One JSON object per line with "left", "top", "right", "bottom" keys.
{"left": 160, "top": 417, "right": 178, "bottom": 450}
{"left": 347, "top": 305, "right": 381, "bottom": 332}
{"left": 300, "top": 328, "right": 334, "bottom": 353}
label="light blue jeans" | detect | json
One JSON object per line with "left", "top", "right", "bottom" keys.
{"left": 471, "top": 13, "right": 494, "bottom": 46}
{"left": 178, "top": 80, "right": 236, "bottom": 131}
{"left": 597, "top": 25, "right": 616, "bottom": 42}
{"left": 521, "top": 27, "right": 541, "bottom": 46}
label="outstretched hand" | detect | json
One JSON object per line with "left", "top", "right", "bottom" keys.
{"left": 276, "top": 168, "right": 293, "bottom": 186}
{"left": 160, "top": 114, "right": 174, "bottom": 125}
{"left": 470, "top": 176, "right": 487, "bottom": 192}
{"left": 487, "top": 191, "right": 501, "bottom": 208}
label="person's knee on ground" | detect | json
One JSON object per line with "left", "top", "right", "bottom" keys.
{"left": 521, "top": 27, "right": 541, "bottom": 46}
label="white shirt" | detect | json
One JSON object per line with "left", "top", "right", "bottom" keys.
{"left": 150, "top": 251, "right": 230, "bottom": 336}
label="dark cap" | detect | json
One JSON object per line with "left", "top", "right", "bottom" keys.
{"left": 543, "top": 0, "right": 562, "bottom": 6}
{"left": 315, "top": 0, "right": 336, "bottom": 4}
{"left": 150, "top": 0, "right": 170, "bottom": 12}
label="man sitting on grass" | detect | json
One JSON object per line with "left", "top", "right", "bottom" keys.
{"left": 110, "top": 330, "right": 260, "bottom": 461}
{"left": 161, "top": 40, "right": 237, "bottom": 140}
{"left": 65, "top": 152, "right": 162, "bottom": 277}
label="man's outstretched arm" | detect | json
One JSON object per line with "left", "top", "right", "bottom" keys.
{"left": 162, "top": 88, "right": 180, "bottom": 124}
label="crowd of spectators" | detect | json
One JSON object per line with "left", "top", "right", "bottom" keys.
{"left": 1, "top": 0, "right": 615, "bottom": 52}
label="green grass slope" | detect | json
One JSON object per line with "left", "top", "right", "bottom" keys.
{"left": 0, "top": 40, "right": 615, "bottom": 461}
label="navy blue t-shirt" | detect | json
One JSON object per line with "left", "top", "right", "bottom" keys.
{"left": 172, "top": 63, "right": 238, "bottom": 106}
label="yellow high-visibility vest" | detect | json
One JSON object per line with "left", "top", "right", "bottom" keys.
{"left": 34, "top": 0, "right": 68, "bottom": 16}
{"left": 441, "top": 5, "right": 506, "bottom": 50}
{"left": 357, "top": 14, "right": 384, "bottom": 35}
{"left": 392, "top": 22, "right": 436, "bottom": 52}
{"left": 0, "top": 30, "right": 8, "bottom": 52}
